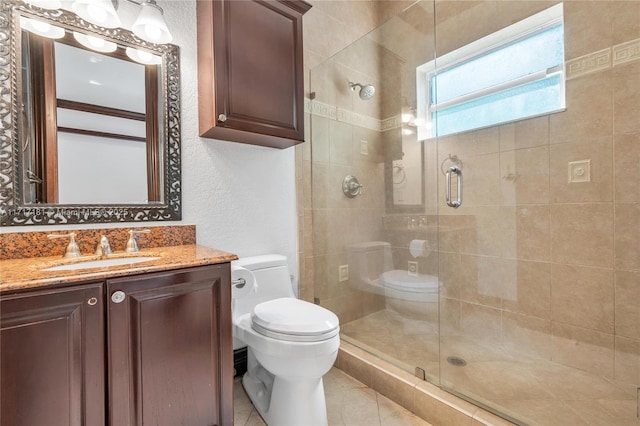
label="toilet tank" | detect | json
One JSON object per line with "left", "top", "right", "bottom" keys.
{"left": 346, "top": 241, "right": 393, "bottom": 285}
{"left": 231, "top": 254, "right": 295, "bottom": 319}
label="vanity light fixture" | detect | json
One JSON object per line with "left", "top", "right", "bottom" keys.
{"left": 72, "top": 0, "right": 121, "bottom": 29}
{"left": 131, "top": 0, "right": 172, "bottom": 44}
{"left": 20, "top": 16, "right": 65, "bottom": 39}
{"left": 21, "top": 0, "right": 173, "bottom": 44}
{"left": 125, "top": 46, "right": 161, "bottom": 65}
{"left": 73, "top": 31, "right": 117, "bottom": 53}
{"left": 21, "top": 0, "right": 62, "bottom": 10}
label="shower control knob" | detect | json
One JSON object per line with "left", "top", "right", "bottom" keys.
{"left": 218, "top": 114, "right": 227, "bottom": 122}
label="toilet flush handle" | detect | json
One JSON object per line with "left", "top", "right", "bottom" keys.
{"left": 232, "top": 278, "right": 246, "bottom": 289}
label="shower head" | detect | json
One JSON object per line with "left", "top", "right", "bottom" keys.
{"left": 349, "top": 81, "right": 376, "bottom": 100}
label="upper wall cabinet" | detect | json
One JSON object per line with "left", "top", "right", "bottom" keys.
{"left": 197, "top": 0, "right": 312, "bottom": 149}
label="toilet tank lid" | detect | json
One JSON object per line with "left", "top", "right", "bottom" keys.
{"left": 347, "top": 241, "right": 390, "bottom": 252}
{"left": 232, "top": 254, "right": 287, "bottom": 271}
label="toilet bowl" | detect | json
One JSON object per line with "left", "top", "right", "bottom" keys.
{"left": 347, "top": 241, "right": 439, "bottom": 320}
{"left": 232, "top": 255, "right": 340, "bottom": 426}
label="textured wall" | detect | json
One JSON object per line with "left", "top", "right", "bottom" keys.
{"left": 3, "top": 1, "right": 299, "bottom": 287}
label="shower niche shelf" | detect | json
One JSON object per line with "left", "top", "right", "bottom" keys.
{"left": 197, "top": 0, "right": 311, "bottom": 149}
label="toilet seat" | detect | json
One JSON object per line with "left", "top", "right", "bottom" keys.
{"left": 251, "top": 298, "right": 340, "bottom": 342}
{"left": 381, "top": 270, "right": 439, "bottom": 293}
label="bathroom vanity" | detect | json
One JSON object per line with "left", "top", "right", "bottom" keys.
{"left": 0, "top": 245, "right": 237, "bottom": 426}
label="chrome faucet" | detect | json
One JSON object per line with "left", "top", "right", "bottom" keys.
{"left": 47, "top": 232, "right": 81, "bottom": 258}
{"left": 95, "top": 235, "right": 112, "bottom": 256}
{"left": 125, "top": 229, "right": 151, "bottom": 253}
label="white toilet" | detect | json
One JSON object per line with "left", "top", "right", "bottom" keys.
{"left": 347, "top": 241, "right": 439, "bottom": 321}
{"left": 232, "top": 255, "right": 340, "bottom": 426}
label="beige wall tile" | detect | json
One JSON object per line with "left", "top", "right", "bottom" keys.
{"left": 514, "top": 205, "right": 550, "bottom": 262}
{"left": 615, "top": 270, "right": 640, "bottom": 340}
{"left": 549, "top": 70, "right": 613, "bottom": 146}
{"left": 499, "top": 116, "right": 550, "bottom": 152}
{"left": 614, "top": 336, "right": 640, "bottom": 386}
{"left": 550, "top": 203, "right": 614, "bottom": 268}
{"left": 502, "top": 260, "right": 551, "bottom": 319}
{"left": 461, "top": 154, "right": 501, "bottom": 207}
{"left": 614, "top": 132, "right": 640, "bottom": 203}
{"left": 459, "top": 255, "right": 504, "bottom": 308}
{"left": 614, "top": 203, "right": 640, "bottom": 271}
{"left": 611, "top": 1, "right": 640, "bottom": 45}
{"left": 550, "top": 264, "right": 614, "bottom": 333}
{"left": 500, "top": 146, "right": 550, "bottom": 205}
{"left": 612, "top": 61, "right": 640, "bottom": 135}
{"left": 550, "top": 322, "right": 614, "bottom": 378}
{"left": 563, "top": 1, "right": 613, "bottom": 59}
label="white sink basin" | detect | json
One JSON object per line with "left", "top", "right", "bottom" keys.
{"left": 42, "top": 256, "right": 160, "bottom": 271}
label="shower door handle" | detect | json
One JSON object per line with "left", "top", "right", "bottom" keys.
{"left": 445, "top": 166, "right": 462, "bottom": 208}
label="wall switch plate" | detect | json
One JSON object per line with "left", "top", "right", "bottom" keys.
{"left": 360, "top": 140, "right": 368, "bottom": 156}
{"left": 568, "top": 160, "right": 591, "bottom": 183}
{"left": 339, "top": 265, "right": 349, "bottom": 282}
{"left": 408, "top": 261, "right": 418, "bottom": 277}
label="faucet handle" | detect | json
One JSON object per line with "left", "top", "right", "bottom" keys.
{"left": 125, "top": 229, "right": 151, "bottom": 253}
{"left": 95, "top": 235, "right": 112, "bottom": 256}
{"left": 47, "top": 232, "right": 81, "bottom": 258}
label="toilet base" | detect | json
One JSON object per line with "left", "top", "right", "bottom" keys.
{"left": 243, "top": 370, "right": 328, "bottom": 426}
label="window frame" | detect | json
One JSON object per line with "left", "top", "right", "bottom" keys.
{"left": 416, "top": 3, "right": 565, "bottom": 140}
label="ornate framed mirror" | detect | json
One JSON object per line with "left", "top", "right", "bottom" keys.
{"left": 0, "top": 0, "right": 181, "bottom": 226}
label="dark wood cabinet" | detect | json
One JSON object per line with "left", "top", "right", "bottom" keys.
{"left": 0, "top": 283, "right": 105, "bottom": 426}
{"left": 107, "top": 264, "right": 233, "bottom": 426}
{"left": 0, "top": 264, "right": 233, "bottom": 426}
{"left": 197, "top": 0, "right": 312, "bottom": 149}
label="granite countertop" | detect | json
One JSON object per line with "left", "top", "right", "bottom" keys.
{"left": 0, "top": 244, "right": 238, "bottom": 293}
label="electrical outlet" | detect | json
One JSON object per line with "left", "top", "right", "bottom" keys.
{"left": 339, "top": 265, "right": 349, "bottom": 282}
{"left": 408, "top": 261, "right": 418, "bottom": 277}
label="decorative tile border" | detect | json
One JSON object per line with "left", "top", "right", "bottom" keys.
{"left": 305, "top": 98, "right": 403, "bottom": 132}
{"left": 613, "top": 39, "right": 640, "bottom": 67}
{"left": 567, "top": 37, "right": 640, "bottom": 80}
{"left": 566, "top": 47, "right": 611, "bottom": 80}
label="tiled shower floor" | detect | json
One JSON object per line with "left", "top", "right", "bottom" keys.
{"left": 341, "top": 309, "right": 640, "bottom": 426}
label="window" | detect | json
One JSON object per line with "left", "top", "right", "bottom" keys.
{"left": 417, "top": 3, "right": 565, "bottom": 139}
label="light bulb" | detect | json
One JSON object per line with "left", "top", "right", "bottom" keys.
{"left": 87, "top": 4, "right": 108, "bottom": 23}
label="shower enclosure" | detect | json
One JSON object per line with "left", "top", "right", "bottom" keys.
{"left": 309, "top": 1, "right": 640, "bottom": 425}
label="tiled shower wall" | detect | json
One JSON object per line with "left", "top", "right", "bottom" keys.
{"left": 300, "top": 0, "right": 640, "bottom": 388}
{"left": 431, "top": 0, "right": 640, "bottom": 385}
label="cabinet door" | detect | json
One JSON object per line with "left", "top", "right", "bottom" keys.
{"left": 197, "top": 0, "right": 311, "bottom": 148}
{"left": 0, "top": 284, "right": 105, "bottom": 426}
{"left": 107, "top": 264, "right": 232, "bottom": 426}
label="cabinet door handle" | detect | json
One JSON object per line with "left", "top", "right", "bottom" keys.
{"left": 111, "top": 291, "right": 126, "bottom": 304}
{"left": 218, "top": 114, "right": 227, "bottom": 122}
{"left": 87, "top": 297, "right": 98, "bottom": 306}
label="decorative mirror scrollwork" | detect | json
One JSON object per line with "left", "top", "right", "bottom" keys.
{"left": 0, "top": 0, "right": 181, "bottom": 226}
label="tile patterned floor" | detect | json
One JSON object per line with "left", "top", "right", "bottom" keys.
{"left": 233, "top": 368, "right": 433, "bottom": 426}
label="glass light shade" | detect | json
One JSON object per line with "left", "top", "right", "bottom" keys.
{"left": 72, "top": 0, "right": 121, "bottom": 29}
{"left": 73, "top": 31, "right": 117, "bottom": 53}
{"left": 132, "top": 1, "right": 172, "bottom": 44}
{"left": 22, "top": 0, "right": 63, "bottom": 10}
{"left": 20, "top": 16, "right": 65, "bottom": 39}
{"left": 125, "top": 47, "right": 162, "bottom": 65}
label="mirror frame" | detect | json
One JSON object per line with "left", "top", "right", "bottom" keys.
{"left": 0, "top": 0, "right": 182, "bottom": 226}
